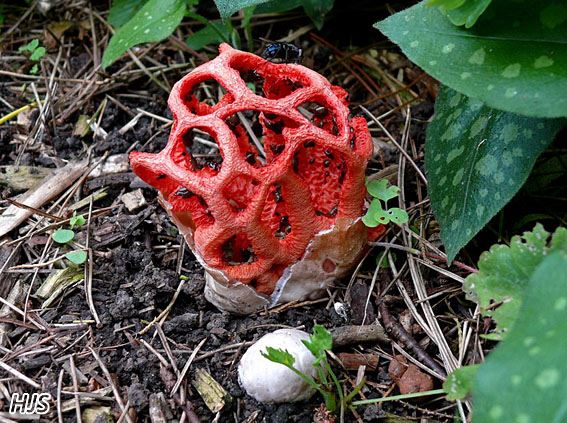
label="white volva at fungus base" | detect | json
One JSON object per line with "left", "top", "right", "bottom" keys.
{"left": 238, "top": 329, "right": 317, "bottom": 403}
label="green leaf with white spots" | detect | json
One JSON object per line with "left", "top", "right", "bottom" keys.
{"left": 374, "top": 1, "right": 567, "bottom": 118}
{"left": 464, "top": 224, "right": 567, "bottom": 339}
{"left": 443, "top": 365, "right": 479, "bottom": 401}
{"left": 102, "top": 0, "right": 186, "bottom": 69}
{"left": 473, "top": 250, "right": 567, "bottom": 422}
{"left": 425, "top": 86, "right": 565, "bottom": 262}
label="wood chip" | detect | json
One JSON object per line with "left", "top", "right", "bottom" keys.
{"left": 192, "top": 368, "right": 231, "bottom": 413}
{"left": 121, "top": 189, "right": 147, "bottom": 212}
{"left": 0, "top": 160, "right": 88, "bottom": 238}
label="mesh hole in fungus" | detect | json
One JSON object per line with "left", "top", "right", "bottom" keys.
{"left": 297, "top": 101, "right": 339, "bottom": 136}
{"left": 221, "top": 233, "right": 256, "bottom": 265}
{"left": 180, "top": 128, "right": 223, "bottom": 174}
{"left": 222, "top": 174, "right": 260, "bottom": 212}
{"left": 260, "top": 183, "right": 292, "bottom": 240}
{"left": 292, "top": 141, "right": 347, "bottom": 219}
{"left": 182, "top": 79, "right": 232, "bottom": 115}
{"left": 224, "top": 110, "right": 297, "bottom": 167}
{"left": 171, "top": 189, "right": 215, "bottom": 227}
{"left": 234, "top": 65, "right": 266, "bottom": 97}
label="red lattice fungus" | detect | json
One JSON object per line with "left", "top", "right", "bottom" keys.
{"left": 130, "top": 44, "right": 378, "bottom": 303}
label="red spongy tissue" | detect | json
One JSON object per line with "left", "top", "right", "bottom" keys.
{"left": 130, "top": 44, "right": 378, "bottom": 295}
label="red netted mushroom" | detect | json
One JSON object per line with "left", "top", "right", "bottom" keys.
{"left": 130, "top": 44, "right": 383, "bottom": 313}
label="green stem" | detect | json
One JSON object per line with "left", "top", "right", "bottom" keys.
{"left": 325, "top": 362, "right": 344, "bottom": 406}
{"left": 351, "top": 389, "right": 446, "bottom": 407}
{"left": 344, "top": 377, "right": 366, "bottom": 404}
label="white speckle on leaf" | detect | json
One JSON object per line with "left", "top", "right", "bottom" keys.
{"left": 523, "top": 337, "right": 535, "bottom": 346}
{"left": 461, "top": 72, "right": 472, "bottom": 80}
{"left": 442, "top": 43, "right": 455, "bottom": 54}
{"left": 505, "top": 87, "right": 518, "bottom": 98}
{"left": 501, "top": 123, "right": 519, "bottom": 144}
{"left": 512, "top": 147, "right": 523, "bottom": 158}
{"left": 479, "top": 188, "right": 488, "bottom": 197}
{"left": 554, "top": 297, "right": 566, "bottom": 310}
{"left": 446, "top": 146, "right": 464, "bottom": 163}
{"left": 144, "top": 28, "right": 150, "bottom": 34}
{"left": 495, "top": 192, "right": 501, "bottom": 200}
{"left": 449, "top": 92, "right": 462, "bottom": 107}
{"left": 475, "top": 155, "right": 497, "bottom": 176}
{"left": 528, "top": 346, "right": 541, "bottom": 356}
{"left": 439, "top": 176, "right": 447, "bottom": 186}
{"left": 133, "top": 25, "right": 139, "bottom": 30}
{"left": 451, "top": 219, "right": 460, "bottom": 230}
{"left": 516, "top": 414, "right": 530, "bottom": 423}
{"left": 494, "top": 171, "right": 504, "bottom": 184}
{"left": 434, "top": 153, "right": 442, "bottom": 162}
{"left": 534, "top": 55, "right": 554, "bottom": 68}
{"left": 450, "top": 203, "right": 457, "bottom": 216}
{"left": 410, "top": 41, "right": 419, "bottom": 48}
{"left": 468, "top": 48, "right": 486, "bottom": 65}
{"left": 535, "top": 368, "right": 559, "bottom": 389}
{"left": 502, "top": 151, "right": 513, "bottom": 166}
{"left": 490, "top": 406, "right": 503, "bottom": 419}
{"left": 429, "top": 60, "right": 437, "bottom": 66}
{"left": 502, "top": 63, "right": 521, "bottom": 78}
{"left": 476, "top": 204, "right": 485, "bottom": 217}
{"left": 441, "top": 196, "right": 449, "bottom": 208}
{"left": 487, "top": 84, "right": 494, "bottom": 91}
{"left": 470, "top": 116, "right": 488, "bottom": 137}
{"left": 511, "top": 375, "right": 522, "bottom": 385}
{"left": 452, "top": 168, "right": 464, "bottom": 185}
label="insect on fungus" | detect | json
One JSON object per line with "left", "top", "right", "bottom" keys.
{"left": 261, "top": 40, "right": 303, "bottom": 64}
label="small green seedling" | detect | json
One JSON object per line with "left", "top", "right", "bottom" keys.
{"left": 262, "top": 325, "right": 365, "bottom": 414}
{"left": 18, "top": 39, "right": 46, "bottom": 74}
{"left": 70, "top": 211, "right": 86, "bottom": 229}
{"left": 51, "top": 212, "right": 87, "bottom": 265}
{"left": 363, "top": 179, "right": 409, "bottom": 227}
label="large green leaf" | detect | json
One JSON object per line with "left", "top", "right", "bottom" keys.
{"left": 375, "top": 1, "right": 567, "bottom": 118}
{"left": 300, "top": 0, "right": 334, "bottom": 30}
{"left": 186, "top": 20, "right": 232, "bottom": 51}
{"left": 425, "top": 86, "right": 564, "bottom": 262}
{"left": 108, "top": 0, "right": 148, "bottom": 28}
{"left": 473, "top": 250, "right": 567, "bottom": 422}
{"left": 213, "top": 0, "right": 271, "bottom": 19}
{"left": 102, "top": 0, "right": 186, "bottom": 69}
{"left": 464, "top": 225, "right": 567, "bottom": 339}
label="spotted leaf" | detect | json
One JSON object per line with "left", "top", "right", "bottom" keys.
{"left": 425, "top": 86, "right": 564, "bottom": 262}
{"left": 473, "top": 250, "right": 567, "bottom": 422}
{"left": 375, "top": 0, "right": 567, "bottom": 118}
{"left": 102, "top": 0, "right": 186, "bottom": 69}
{"left": 464, "top": 224, "right": 567, "bottom": 339}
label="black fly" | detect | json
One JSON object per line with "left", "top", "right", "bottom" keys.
{"left": 261, "top": 40, "right": 303, "bottom": 64}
